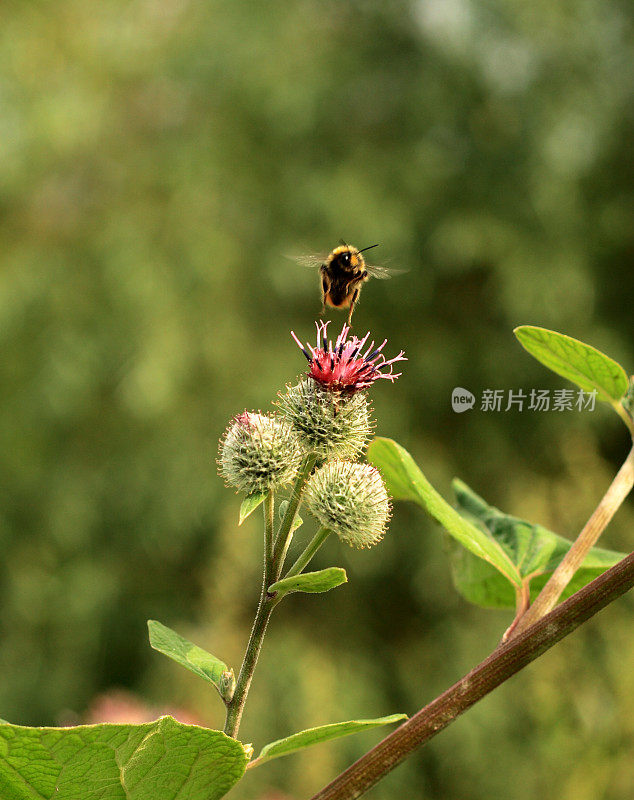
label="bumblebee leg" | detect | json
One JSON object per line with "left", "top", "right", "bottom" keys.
{"left": 321, "top": 275, "right": 329, "bottom": 316}
{"left": 347, "top": 289, "right": 360, "bottom": 325}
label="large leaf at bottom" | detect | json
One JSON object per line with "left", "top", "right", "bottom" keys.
{"left": 367, "top": 438, "right": 519, "bottom": 585}
{"left": 0, "top": 716, "right": 249, "bottom": 800}
{"left": 450, "top": 480, "right": 627, "bottom": 608}
{"left": 248, "top": 714, "right": 407, "bottom": 768}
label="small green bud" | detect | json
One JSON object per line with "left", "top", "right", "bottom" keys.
{"left": 218, "top": 412, "right": 302, "bottom": 494}
{"left": 220, "top": 669, "right": 236, "bottom": 703}
{"left": 305, "top": 461, "right": 391, "bottom": 549}
{"left": 276, "top": 379, "right": 373, "bottom": 461}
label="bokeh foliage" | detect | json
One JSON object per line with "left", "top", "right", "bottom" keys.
{"left": 1, "top": 0, "right": 633, "bottom": 797}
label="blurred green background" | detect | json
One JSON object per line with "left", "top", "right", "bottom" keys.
{"left": 1, "top": 0, "right": 634, "bottom": 797}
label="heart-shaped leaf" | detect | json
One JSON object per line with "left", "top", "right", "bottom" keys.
{"left": 148, "top": 620, "right": 234, "bottom": 701}
{"left": 0, "top": 716, "right": 249, "bottom": 800}
{"left": 268, "top": 567, "right": 347, "bottom": 598}
{"left": 449, "top": 480, "right": 626, "bottom": 608}
{"left": 239, "top": 492, "right": 267, "bottom": 525}
{"left": 514, "top": 326, "right": 629, "bottom": 404}
{"left": 367, "top": 438, "right": 520, "bottom": 586}
{"left": 248, "top": 714, "right": 407, "bottom": 768}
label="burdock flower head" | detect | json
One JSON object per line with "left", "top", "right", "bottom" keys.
{"left": 291, "top": 321, "right": 406, "bottom": 394}
{"left": 305, "top": 461, "right": 391, "bottom": 548}
{"left": 218, "top": 411, "right": 303, "bottom": 495}
{"left": 277, "top": 322, "right": 405, "bottom": 461}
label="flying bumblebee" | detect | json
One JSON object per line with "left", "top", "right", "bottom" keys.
{"left": 297, "top": 242, "right": 393, "bottom": 324}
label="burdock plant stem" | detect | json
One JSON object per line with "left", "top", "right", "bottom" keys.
{"left": 225, "top": 454, "right": 318, "bottom": 738}
{"left": 284, "top": 526, "right": 331, "bottom": 579}
{"left": 224, "top": 491, "right": 276, "bottom": 738}
{"left": 273, "top": 453, "right": 318, "bottom": 578}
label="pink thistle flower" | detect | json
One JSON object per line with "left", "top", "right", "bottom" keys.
{"left": 234, "top": 410, "right": 255, "bottom": 428}
{"left": 291, "top": 321, "right": 406, "bottom": 394}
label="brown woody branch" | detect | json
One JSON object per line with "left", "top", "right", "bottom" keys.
{"left": 310, "top": 551, "right": 634, "bottom": 800}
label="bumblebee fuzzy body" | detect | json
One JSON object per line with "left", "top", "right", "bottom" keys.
{"left": 295, "top": 242, "right": 392, "bottom": 324}
{"left": 315, "top": 242, "right": 392, "bottom": 324}
{"left": 320, "top": 245, "right": 369, "bottom": 323}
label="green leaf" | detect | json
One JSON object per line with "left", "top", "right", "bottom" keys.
{"left": 514, "top": 326, "right": 629, "bottom": 404}
{"left": 0, "top": 716, "right": 249, "bottom": 799}
{"left": 148, "top": 620, "right": 234, "bottom": 701}
{"left": 453, "top": 479, "right": 558, "bottom": 578}
{"left": 239, "top": 491, "right": 267, "bottom": 525}
{"left": 367, "top": 438, "right": 520, "bottom": 586}
{"left": 249, "top": 714, "right": 407, "bottom": 768}
{"left": 268, "top": 568, "right": 347, "bottom": 597}
{"left": 449, "top": 480, "right": 626, "bottom": 608}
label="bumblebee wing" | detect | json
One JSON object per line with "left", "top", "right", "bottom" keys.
{"left": 291, "top": 253, "right": 327, "bottom": 269}
{"left": 365, "top": 262, "right": 395, "bottom": 279}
